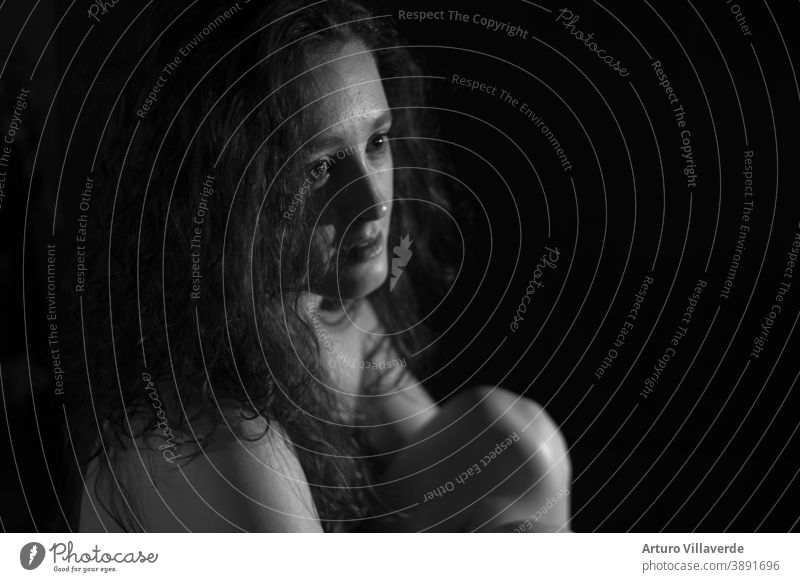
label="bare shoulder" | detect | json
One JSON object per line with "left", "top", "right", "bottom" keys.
{"left": 79, "top": 413, "right": 322, "bottom": 532}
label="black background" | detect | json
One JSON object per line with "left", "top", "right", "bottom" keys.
{"left": 1, "top": 0, "right": 799, "bottom": 532}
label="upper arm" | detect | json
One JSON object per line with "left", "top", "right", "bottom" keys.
{"left": 81, "top": 420, "right": 323, "bottom": 532}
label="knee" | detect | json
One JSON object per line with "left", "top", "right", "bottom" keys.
{"left": 447, "top": 385, "right": 571, "bottom": 483}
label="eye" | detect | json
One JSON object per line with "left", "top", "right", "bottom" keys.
{"left": 308, "top": 157, "right": 332, "bottom": 189}
{"left": 366, "top": 132, "right": 391, "bottom": 156}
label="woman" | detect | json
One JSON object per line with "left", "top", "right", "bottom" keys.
{"left": 69, "top": 0, "right": 571, "bottom": 532}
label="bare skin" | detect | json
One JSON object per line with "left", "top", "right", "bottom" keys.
{"left": 300, "top": 40, "right": 572, "bottom": 532}
{"left": 79, "top": 40, "right": 571, "bottom": 533}
{"left": 306, "top": 297, "right": 441, "bottom": 453}
{"left": 312, "top": 297, "right": 571, "bottom": 532}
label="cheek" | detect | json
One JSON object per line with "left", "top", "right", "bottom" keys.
{"left": 377, "top": 151, "right": 394, "bottom": 201}
{"left": 313, "top": 227, "right": 336, "bottom": 256}
{"left": 380, "top": 168, "right": 394, "bottom": 203}
{"left": 386, "top": 153, "right": 394, "bottom": 200}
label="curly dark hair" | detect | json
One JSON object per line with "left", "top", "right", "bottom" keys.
{"left": 63, "top": 0, "right": 458, "bottom": 531}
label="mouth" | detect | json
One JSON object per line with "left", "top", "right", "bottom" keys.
{"left": 339, "top": 230, "right": 384, "bottom": 264}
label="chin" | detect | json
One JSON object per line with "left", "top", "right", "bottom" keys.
{"left": 335, "top": 252, "right": 389, "bottom": 300}
{"left": 314, "top": 247, "right": 388, "bottom": 301}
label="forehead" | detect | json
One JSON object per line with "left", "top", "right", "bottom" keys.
{"left": 303, "top": 40, "right": 389, "bottom": 133}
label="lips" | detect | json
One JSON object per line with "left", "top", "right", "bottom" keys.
{"left": 340, "top": 230, "right": 384, "bottom": 264}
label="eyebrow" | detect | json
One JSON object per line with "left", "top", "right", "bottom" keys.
{"left": 306, "top": 110, "right": 393, "bottom": 157}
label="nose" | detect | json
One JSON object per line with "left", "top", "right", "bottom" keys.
{"left": 339, "top": 158, "right": 389, "bottom": 225}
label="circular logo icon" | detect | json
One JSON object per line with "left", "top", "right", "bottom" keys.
{"left": 20, "top": 542, "right": 46, "bottom": 570}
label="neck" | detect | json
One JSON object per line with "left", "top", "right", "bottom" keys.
{"left": 302, "top": 291, "right": 361, "bottom": 326}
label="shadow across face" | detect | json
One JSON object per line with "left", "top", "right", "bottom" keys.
{"left": 300, "top": 40, "right": 395, "bottom": 301}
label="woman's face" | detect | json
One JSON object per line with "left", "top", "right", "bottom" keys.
{"left": 302, "top": 40, "right": 394, "bottom": 301}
